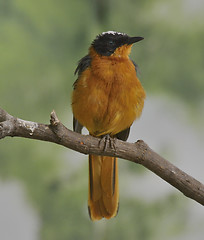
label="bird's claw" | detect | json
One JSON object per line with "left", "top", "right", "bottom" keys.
{"left": 99, "top": 134, "right": 116, "bottom": 151}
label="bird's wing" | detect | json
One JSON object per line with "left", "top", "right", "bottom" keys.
{"left": 115, "top": 127, "right": 130, "bottom": 141}
{"left": 130, "top": 59, "right": 138, "bottom": 74}
{"left": 73, "top": 54, "right": 92, "bottom": 89}
{"left": 72, "top": 54, "right": 92, "bottom": 132}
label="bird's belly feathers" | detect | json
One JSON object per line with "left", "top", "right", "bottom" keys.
{"left": 72, "top": 59, "right": 145, "bottom": 136}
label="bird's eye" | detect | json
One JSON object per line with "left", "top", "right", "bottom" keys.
{"left": 108, "top": 40, "right": 114, "bottom": 45}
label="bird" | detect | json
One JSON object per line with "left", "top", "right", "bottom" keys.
{"left": 71, "top": 31, "right": 145, "bottom": 220}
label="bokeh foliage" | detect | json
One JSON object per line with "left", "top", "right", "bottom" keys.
{"left": 0, "top": 0, "right": 203, "bottom": 239}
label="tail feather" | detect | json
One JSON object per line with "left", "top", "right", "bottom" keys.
{"left": 101, "top": 156, "right": 115, "bottom": 196}
{"left": 88, "top": 155, "right": 119, "bottom": 220}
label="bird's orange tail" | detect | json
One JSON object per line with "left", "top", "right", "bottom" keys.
{"left": 88, "top": 155, "right": 119, "bottom": 220}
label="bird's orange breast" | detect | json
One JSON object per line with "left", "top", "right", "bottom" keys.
{"left": 72, "top": 54, "right": 145, "bottom": 136}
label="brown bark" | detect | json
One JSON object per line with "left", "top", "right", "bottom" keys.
{"left": 0, "top": 107, "right": 204, "bottom": 205}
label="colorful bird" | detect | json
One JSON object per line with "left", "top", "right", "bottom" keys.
{"left": 72, "top": 31, "right": 145, "bottom": 220}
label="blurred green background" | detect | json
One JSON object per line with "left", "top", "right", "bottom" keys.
{"left": 0, "top": 0, "right": 204, "bottom": 239}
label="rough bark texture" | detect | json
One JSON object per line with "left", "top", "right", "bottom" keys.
{"left": 1, "top": 107, "right": 204, "bottom": 206}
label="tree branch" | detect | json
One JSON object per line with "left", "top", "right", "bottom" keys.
{"left": 1, "top": 107, "right": 204, "bottom": 205}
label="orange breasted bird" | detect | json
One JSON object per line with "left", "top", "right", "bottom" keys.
{"left": 72, "top": 31, "right": 145, "bottom": 220}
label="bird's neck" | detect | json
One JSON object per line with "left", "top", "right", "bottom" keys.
{"left": 89, "top": 46, "right": 131, "bottom": 60}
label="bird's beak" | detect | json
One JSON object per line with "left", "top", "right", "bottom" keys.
{"left": 127, "top": 36, "right": 144, "bottom": 45}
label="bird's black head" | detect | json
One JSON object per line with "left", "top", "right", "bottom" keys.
{"left": 91, "top": 31, "right": 144, "bottom": 56}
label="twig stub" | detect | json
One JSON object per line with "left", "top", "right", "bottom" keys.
{"left": 50, "top": 110, "right": 60, "bottom": 126}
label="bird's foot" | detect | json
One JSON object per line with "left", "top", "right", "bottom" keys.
{"left": 99, "top": 134, "right": 116, "bottom": 151}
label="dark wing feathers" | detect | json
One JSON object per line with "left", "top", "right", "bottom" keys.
{"left": 73, "top": 117, "right": 83, "bottom": 134}
{"left": 115, "top": 127, "right": 130, "bottom": 141}
{"left": 74, "top": 54, "right": 91, "bottom": 76}
{"left": 73, "top": 55, "right": 91, "bottom": 132}
{"left": 131, "top": 59, "right": 138, "bottom": 74}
